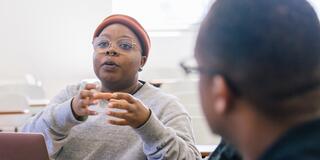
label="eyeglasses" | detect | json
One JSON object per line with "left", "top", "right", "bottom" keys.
{"left": 179, "top": 58, "right": 241, "bottom": 96}
{"left": 93, "top": 37, "right": 141, "bottom": 53}
{"left": 179, "top": 58, "right": 218, "bottom": 76}
{"left": 181, "top": 56, "right": 320, "bottom": 102}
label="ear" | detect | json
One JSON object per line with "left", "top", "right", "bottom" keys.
{"left": 211, "top": 75, "right": 234, "bottom": 115}
{"left": 140, "top": 56, "right": 147, "bottom": 68}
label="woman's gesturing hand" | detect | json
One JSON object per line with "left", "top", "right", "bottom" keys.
{"left": 71, "top": 83, "right": 101, "bottom": 118}
{"left": 94, "top": 92, "right": 151, "bottom": 128}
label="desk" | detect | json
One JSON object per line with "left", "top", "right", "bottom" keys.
{"left": 0, "top": 109, "right": 30, "bottom": 132}
{"left": 28, "top": 99, "right": 49, "bottom": 108}
{"left": 0, "top": 109, "right": 29, "bottom": 115}
{"left": 196, "top": 145, "right": 217, "bottom": 158}
{"left": 28, "top": 99, "right": 49, "bottom": 116}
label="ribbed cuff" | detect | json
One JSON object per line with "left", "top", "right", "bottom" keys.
{"left": 134, "top": 111, "right": 169, "bottom": 147}
{"left": 53, "top": 99, "right": 84, "bottom": 134}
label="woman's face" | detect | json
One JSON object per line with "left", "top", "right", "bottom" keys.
{"left": 93, "top": 24, "right": 146, "bottom": 89}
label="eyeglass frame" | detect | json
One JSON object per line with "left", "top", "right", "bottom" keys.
{"left": 179, "top": 59, "right": 241, "bottom": 96}
{"left": 180, "top": 58, "right": 320, "bottom": 100}
{"left": 92, "top": 36, "right": 142, "bottom": 54}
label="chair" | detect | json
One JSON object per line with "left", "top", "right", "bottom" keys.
{"left": 0, "top": 93, "right": 31, "bottom": 132}
{"left": 0, "top": 83, "right": 48, "bottom": 116}
{"left": 0, "top": 83, "right": 46, "bottom": 100}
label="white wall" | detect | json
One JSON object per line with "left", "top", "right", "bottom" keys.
{"left": 0, "top": 0, "right": 112, "bottom": 98}
{"left": 141, "top": 30, "right": 198, "bottom": 81}
{"left": 0, "top": 0, "right": 200, "bottom": 98}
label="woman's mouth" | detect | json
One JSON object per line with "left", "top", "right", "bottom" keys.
{"left": 101, "top": 61, "right": 119, "bottom": 71}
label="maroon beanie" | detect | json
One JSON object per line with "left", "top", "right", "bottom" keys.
{"left": 93, "top": 14, "right": 151, "bottom": 58}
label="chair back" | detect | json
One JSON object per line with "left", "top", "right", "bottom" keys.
{"left": 0, "top": 83, "right": 46, "bottom": 100}
{"left": 0, "top": 93, "right": 30, "bottom": 131}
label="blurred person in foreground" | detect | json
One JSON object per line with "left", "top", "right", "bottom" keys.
{"left": 193, "top": 0, "right": 320, "bottom": 159}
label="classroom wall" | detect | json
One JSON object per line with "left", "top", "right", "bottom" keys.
{"left": 0, "top": 0, "right": 198, "bottom": 98}
{"left": 0, "top": 0, "right": 111, "bottom": 97}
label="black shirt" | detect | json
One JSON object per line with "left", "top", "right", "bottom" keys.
{"left": 208, "top": 140, "right": 242, "bottom": 160}
{"left": 208, "top": 118, "right": 320, "bottom": 160}
{"left": 259, "top": 118, "right": 320, "bottom": 160}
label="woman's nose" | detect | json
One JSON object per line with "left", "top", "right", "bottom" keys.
{"left": 105, "top": 50, "right": 119, "bottom": 56}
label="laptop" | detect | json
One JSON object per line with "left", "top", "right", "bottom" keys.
{"left": 0, "top": 132, "right": 50, "bottom": 160}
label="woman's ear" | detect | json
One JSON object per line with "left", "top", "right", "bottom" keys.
{"left": 211, "top": 75, "right": 234, "bottom": 115}
{"left": 140, "top": 56, "right": 147, "bottom": 68}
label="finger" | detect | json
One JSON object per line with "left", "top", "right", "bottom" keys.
{"left": 108, "top": 99, "right": 132, "bottom": 111}
{"left": 84, "top": 108, "right": 98, "bottom": 115}
{"left": 106, "top": 109, "right": 128, "bottom": 119}
{"left": 80, "top": 90, "right": 94, "bottom": 99}
{"left": 93, "top": 92, "right": 113, "bottom": 100}
{"left": 78, "top": 99, "right": 88, "bottom": 108}
{"left": 112, "top": 92, "right": 136, "bottom": 103}
{"left": 89, "top": 100, "right": 99, "bottom": 106}
{"left": 80, "top": 98, "right": 98, "bottom": 107}
{"left": 107, "top": 119, "right": 129, "bottom": 126}
{"left": 85, "top": 83, "right": 98, "bottom": 90}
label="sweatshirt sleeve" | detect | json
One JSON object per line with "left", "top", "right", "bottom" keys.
{"left": 22, "top": 84, "right": 84, "bottom": 158}
{"left": 134, "top": 100, "right": 202, "bottom": 160}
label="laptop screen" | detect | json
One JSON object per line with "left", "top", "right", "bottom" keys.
{"left": 0, "top": 132, "right": 49, "bottom": 160}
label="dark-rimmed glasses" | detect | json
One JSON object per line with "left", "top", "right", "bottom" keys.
{"left": 179, "top": 58, "right": 241, "bottom": 96}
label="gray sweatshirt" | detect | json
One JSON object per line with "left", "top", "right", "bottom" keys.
{"left": 22, "top": 81, "right": 201, "bottom": 160}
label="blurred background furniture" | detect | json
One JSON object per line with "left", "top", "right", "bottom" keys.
{"left": 159, "top": 79, "right": 221, "bottom": 145}
{"left": 0, "top": 83, "right": 46, "bottom": 100}
{"left": 0, "top": 83, "right": 49, "bottom": 116}
{"left": 0, "top": 93, "right": 31, "bottom": 132}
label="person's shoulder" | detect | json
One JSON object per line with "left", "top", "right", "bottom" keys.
{"left": 208, "top": 140, "right": 242, "bottom": 160}
{"left": 56, "top": 81, "right": 83, "bottom": 98}
{"left": 264, "top": 154, "right": 320, "bottom": 160}
{"left": 260, "top": 119, "right": 320, "bottom": 160}
{"left": 137, "top": 82, "right": 187, "bottom": 112}
{"left": 65, "top": 81, "right": 82, "bottom": 94}
{"left": 48, "top": 81, "right": 82, "bottom": 105}
{"left": 138, "top": 81, "right": 179, "bottom": 101}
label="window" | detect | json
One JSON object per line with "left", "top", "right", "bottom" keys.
{"left": 112, "top": 0, "right": 213, "bottom": 31}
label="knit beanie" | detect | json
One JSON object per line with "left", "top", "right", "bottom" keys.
{"left": 93, "top": 14, "right": 151, "bottom": 58}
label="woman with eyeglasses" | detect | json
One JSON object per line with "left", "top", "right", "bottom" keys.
{"left": 22, "top": 14, "right": 201, "bottom": 160}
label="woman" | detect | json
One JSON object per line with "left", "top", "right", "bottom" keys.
{"left": 23, "top": 14, "right": 201, "bottom": 160}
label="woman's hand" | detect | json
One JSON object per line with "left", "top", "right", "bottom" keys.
{"left": 94, "top": 92, "right": 151, "bottom": 128}
{"left": 71, "top": 83, "right": 100, "bottom": 118}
